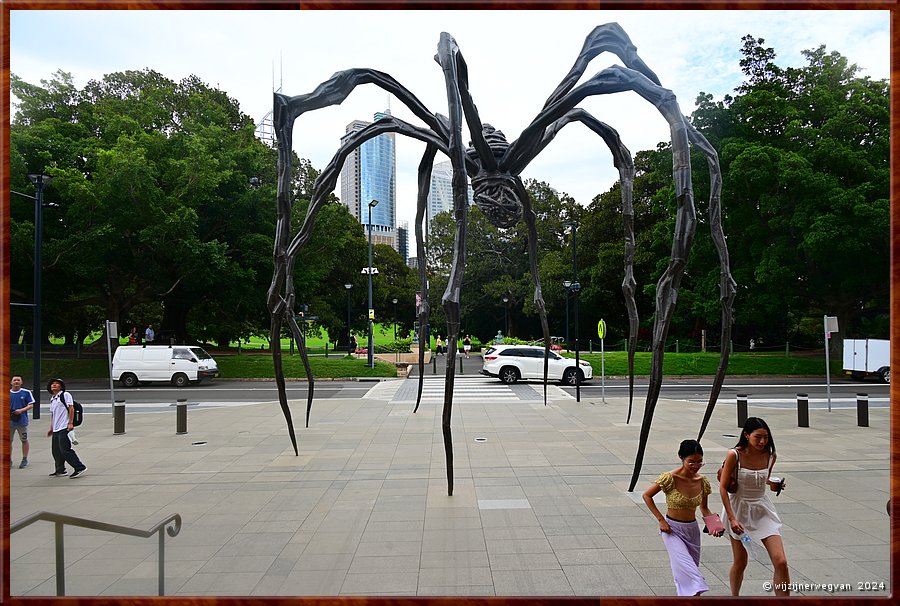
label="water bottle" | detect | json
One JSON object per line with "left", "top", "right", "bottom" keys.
{"left": 740, "top": 533, "right": 760, "bottom": 560}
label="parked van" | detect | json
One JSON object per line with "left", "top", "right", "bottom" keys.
{"left": 112, "top": 345, "right": 219, "bottom": 388}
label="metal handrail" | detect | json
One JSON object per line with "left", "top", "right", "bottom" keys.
{"left": 10, "top": 511, "right": 182, "bottom": 596}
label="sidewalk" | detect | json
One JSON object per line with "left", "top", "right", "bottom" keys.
{"left": 8, "top": 380, "right": 891, "bottom": 597}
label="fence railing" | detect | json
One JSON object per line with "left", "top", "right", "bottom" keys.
{"left": 10, "top": 511, "right": 182, "bottom": 596}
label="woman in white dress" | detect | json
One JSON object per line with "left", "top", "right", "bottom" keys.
{"left": 720, "top": 417, "right": 790, "bottom": 596}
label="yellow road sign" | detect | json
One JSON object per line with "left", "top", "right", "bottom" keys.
{"left": 597, "top": 319, "right": 606, "bottom": 340}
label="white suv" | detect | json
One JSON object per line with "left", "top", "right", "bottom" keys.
{"left": 481, "top": 345, "right": 593, "bottom": 385}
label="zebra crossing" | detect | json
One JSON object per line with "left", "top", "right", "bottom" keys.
{"left": 365, "top": 375, "right": 572, "bottom": 404}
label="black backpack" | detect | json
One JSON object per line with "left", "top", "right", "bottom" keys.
{"left": 71, "top": 400, "right": 83, "bottom": 427}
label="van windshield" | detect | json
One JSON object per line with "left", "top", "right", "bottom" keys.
{"left": 190, "top": 347, "right": 212, "bottom": 360}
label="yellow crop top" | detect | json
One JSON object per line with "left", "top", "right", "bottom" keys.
{"left": 655, "top": 472, "right": 711, "bottom": 509}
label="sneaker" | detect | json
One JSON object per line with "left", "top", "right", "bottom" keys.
{"left": 19, "top": 459, "right": 28, "bottom": 469}
{"left": 70, "top": 468, "right": 86, "bottom": 479}
{"left": 49, "top": 471, "right": 68, "bottom": 477}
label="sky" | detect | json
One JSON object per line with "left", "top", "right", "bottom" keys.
{"left": 8, "top": 9, "right": 891, "bottom": 233}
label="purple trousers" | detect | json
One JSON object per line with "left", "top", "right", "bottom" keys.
{"left": 661, "top": 516, "right": 709, "bottom": 596}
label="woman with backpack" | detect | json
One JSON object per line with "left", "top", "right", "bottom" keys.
{"left": 46, "top": 378, "right": 87, "bottom": 478}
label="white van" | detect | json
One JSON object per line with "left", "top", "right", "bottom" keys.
{"left": 112, "top": 345, "right": 219, "bottom": 387}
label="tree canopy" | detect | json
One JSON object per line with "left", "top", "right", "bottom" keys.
{"left": 9, "top": 35, "right": 888, "bottom": 352}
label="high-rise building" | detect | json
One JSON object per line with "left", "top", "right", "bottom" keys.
{"left": 427, "top": 160, "right": 473, "bottom": 230}
{"left": 397, "top": 221, "right": 409, "bottom": 264}
{"left": 339, "top": 111, "right": 396, "bottom": 249}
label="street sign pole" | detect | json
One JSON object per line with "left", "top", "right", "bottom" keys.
{"left": 106, "top": 320, "right": 118, "bottom": 415}
{"left": 598, "top": 319, "right": 607, "bottom": 403}
{"left": 824, "top": 315, "right": 839, "bottom": 411}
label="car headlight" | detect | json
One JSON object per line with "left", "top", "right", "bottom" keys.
{"left": 199, "top": 365, "right": 208, "bottom": 370}
{"left": 579, "top": 361, "right": 591, "bottom": 367}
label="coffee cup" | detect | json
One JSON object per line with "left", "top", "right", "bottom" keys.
{"left": 770, "top": 476, "right": 785, "bottom": 495}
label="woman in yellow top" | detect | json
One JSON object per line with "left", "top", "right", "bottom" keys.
{"left": 643, "top": 439, "right": 723, "bottom": 596}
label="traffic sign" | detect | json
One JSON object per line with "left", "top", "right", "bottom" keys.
{"left": 597, "top": 319, "right": 607, "bottom": 340}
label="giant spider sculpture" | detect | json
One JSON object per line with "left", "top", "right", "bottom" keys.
{"left": 267, "top": 23, "right": 735, "bottom": 495}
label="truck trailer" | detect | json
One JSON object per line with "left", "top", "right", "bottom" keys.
{"left": 842, "top": 339, "right": 890, "bottom": 384}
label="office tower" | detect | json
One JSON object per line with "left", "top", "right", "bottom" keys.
{"left": 427, "top": 160, "right": 473, "bottom": 231}
{"left": 339, "top": 111, "right": 396, "bottom": 249}
{"left": 397, "top": 220, "right": 409, "bottom": 263}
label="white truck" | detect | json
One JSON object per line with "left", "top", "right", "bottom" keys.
{"left": 842, "top": 339, "right": 890, "bottom": 384}
{"left": 112, "top": 345, "right": 219, "bottom": 387}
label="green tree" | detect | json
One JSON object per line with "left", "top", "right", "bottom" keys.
{"left": 692, "top": 37, "right": 889, "bottom": 343}
{"left": 10, "top": 69, "right": 351, "bottom": 347}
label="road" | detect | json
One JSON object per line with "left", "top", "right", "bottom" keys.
{"left": 60, "top": 374, "right": 889, "bottom": 416}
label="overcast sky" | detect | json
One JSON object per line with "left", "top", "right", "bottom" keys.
{"left": 9, "top": 9, "right": 890, "bottom": 231}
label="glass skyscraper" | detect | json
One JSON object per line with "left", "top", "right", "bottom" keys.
{"left": 427, "top": 160, "right": 473, "bottom": 230}
{"left": 340, "top": 110, "right": 396, "bottom": 249}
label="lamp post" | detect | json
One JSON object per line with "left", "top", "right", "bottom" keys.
{"left": 344, "top": 283, "right": 353, "bottom": 354}
{"left": 11, "top": 173, "right": 53, "bottom": 418}
{"left": 366, "top": 199, "right": 379, "bottom": 368}
{"left": 565, "top": 221, "right": 582, "bottom": 402}
{"left": 562, "top": 280, "right": 571, "bottom": 349}
{"left": 502, "top": 295, "right": 509, "bottom": 337}
{"left": 392, "top": 298, "right": 398, "bottom": 341}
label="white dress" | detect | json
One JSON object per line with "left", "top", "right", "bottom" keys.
{"left": 722, "top": 454, "right": 783, "bottom": 541}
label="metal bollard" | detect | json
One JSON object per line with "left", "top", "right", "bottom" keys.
{"left": 113, "top": 400, "right": 126, "bottom": 434}
{"left": 796, "top": 393, "right": 809, "bottom": 427}
{"left": 433, "top": 354, "right": 437, "bottom": 374}
{"left": 736, "top": 393, "right": 748, "bottom": 428}
{"left": 459, "top": 353, "right": 464, "bottom": 374}
{"left": 857, "top": 393, "right": 869, "bottom": 427}
{"left": 176, "top": 398, "right": 188, "bottom": 434}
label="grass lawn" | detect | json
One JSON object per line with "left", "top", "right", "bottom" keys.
{"left": 575, "top": 351, "right": 840, "bottom": 377}
{"left": 11, "top": 348, "right": 840, "bottom": 382}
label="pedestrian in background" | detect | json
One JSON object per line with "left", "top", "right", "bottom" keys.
{"left": 463, "top": 335, "right": 472, "bottom": 358}
{"left": 720, "top": 417, "right": 790, "bottom": 596}
{"left": 435, "top": 335, "right": 445, "bottom": 355}
{"left": 145, "top": 323, "right": 155, "bottom": 343}
{"left": 643, "top": 439, "right": 722, "bottom": 596}
{"left": 9, "top": 375, "right": 34, "bottom": 468}
{"left": 46, "top": 379, "right": 87, "bottom": 479}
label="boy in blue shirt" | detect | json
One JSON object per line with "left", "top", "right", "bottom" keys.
{"left": 10, "top": 375, "right": 35, "bottom": 468}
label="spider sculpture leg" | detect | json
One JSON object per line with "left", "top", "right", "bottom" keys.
{"left": 537, "top": 109, "right": 638, "bottom": 421}
{"left": 501, "top": 63, "right": 701, "bottom": 491}
{"left": 513, "top": 177, "right": 552, "bottom": 404}
{"left": 434, "top": 32, "right": 472, "bottom": 496}
{"left": 686, "top": 123, "right": 736, "bottom": 440}
{"left": 412, "top": 146, "right": 438, "bottom": 415}
{"left": 270, "top": 74, "right": 449, "bottom": 455}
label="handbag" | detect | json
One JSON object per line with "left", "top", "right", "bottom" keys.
{"left": 717, "top": 448, "right": 740, "bottom": 493}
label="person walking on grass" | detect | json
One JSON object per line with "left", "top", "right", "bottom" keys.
{"left": 10, "top": 375, "right": 34, "bottom": 468}
{"left": 46, "top": 379, "right": 87, "bottom": 479}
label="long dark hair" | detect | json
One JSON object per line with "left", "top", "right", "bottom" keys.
{"left": 735, "top": 417, "right": 775, "bottom": 455}
{"left": 678, "top": 439, "right": 703, "bottom": 459}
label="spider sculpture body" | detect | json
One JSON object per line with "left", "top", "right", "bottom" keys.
{"left": 267, "top": 23, "right": 735, "bottom": 495}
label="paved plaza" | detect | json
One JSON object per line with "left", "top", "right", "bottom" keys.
{"left": 8, "top": 376, "right": 892, "bottom": 597}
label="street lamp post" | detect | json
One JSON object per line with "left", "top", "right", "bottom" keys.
{"left": 392, "top": 298, "right": 398, "bottom": 341}
{"left": 502, "top": 295, "right": 509, "bottom": 337}
{"left": 344, "top": 283, "right": 353, "bottom": 354}
{"left": 566, "top": 221, "right": 582, "bottom": 402}
{"left": 366, "top": 199, "right": 379, "bottom": 368}
{"left": 13, "top": 173, "right": 54, "bottom": 419}
{"left": 562, "top": 280, "right": 571, "bottom": 349}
